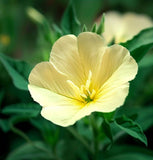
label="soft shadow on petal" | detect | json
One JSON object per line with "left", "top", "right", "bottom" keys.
{"left": 29, "top": 62, "right": 76, "bottom": 98}
{"left": 93, "top": 44, "right": 138, "bottom": 91}
{"left": 78, "top": 32, "right": 107, "bottom": 80}
{"left": 28, "top": 85, "right": 70, "bottom": 107}
{"left": 50, "top": 35, "right": 85, "bottom": 87}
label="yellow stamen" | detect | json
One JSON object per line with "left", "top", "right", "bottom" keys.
{"left": 67, "top": 70, "right": 96, "bottom": 103}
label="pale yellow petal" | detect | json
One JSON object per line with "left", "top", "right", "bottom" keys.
{"left": 93, "top": 44, "right": 138, "bottom": 91}
{"left": 103, "top": 11, "right": 153, "bottom": 43}
{"left": 121, "top": 12, "right": 153, "bottom": 42}
{"left": 28, "top": 84, "right": 83, "bottom": 126}
{"left": 102, "top": 11, "right": 124, "bottom": 44}
{"left": 77, "top": 32, "right": 107, "bottom": 79}
{"left": 29, "top": 62, "right": 75, "bottom": 98}
{"left": 41, "top": 105, "right": 83, "bottom": 127}
{"left": 87, "top": 83, "right": 129, "bottom": 113}
{"left": 50, "top": 35, "right": 85, "bottom": 87}
{"left": 73, "top": 45, "right": 137, "bottom": 113}
{"left": 90, "top": 45, "right": 138, "bottom": 112}
{"left": 28, "top": 85, "right": 70, "bottom": 107}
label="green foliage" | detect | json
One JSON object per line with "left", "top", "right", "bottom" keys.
{"left": 0, "top": 53, "right": 32, "bottom": 90}
{"left": 74, "top": 0, "right": 103, "bottom": 26}
{"left": 103, "top": 145, "right": 153, "bottom": 160}
{"left": 139, "top": 53, "right": 153, "bottom": 68}
{"left": 101, "top": 119, "right": 113, "bottom": 143}
{"left": 30, "top": 117, "right": 59, "bottom": 147}
{"left": 0, "top": 90, "right": 4, "bottom": 108}
{"left": 82, "top": 24, "right": 88, "bottom": 32}
{"left": 136, "top": 106, "right": 153, "bottom": 131}
{"left": 114, "top": 115, "right": 147, "bottom": 146}
{"left": 6, "top": 141, "right": 53, "bottom": 160}
{"left": 91, "top": 23, "right": 97, "bottom": 32}
{"left": 116, "top": 106, "right": 153, "bottom": 131}
{"left": 89, "top": 14, "right": 105, "bottom": 35}
{"left": 96, "top": 13, "right": 105, "bottom": 35}
{"left": 121, "top": 27, "right": 153, "bottom": 62}
{"left": 0, "top": 119, "right": 10, "bottom": 132}
{"left": 61, "top": 1, "right": 81, "bottom": 35}
{"left": 27, "top": 7, "right": 55, "bottom": 45}
{"left": 101, "top": 111, "right": 115, "bottom": 122}
{"left": 2, "top": 103, "right": 41, "bottom": 117}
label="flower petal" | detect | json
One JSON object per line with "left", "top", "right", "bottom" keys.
{"left": 29, "top": 62, "right": 75, "bottom": 98}
{"left": 50, "top": 35, "right": 85, "bottom": 87}
{"left": 122, "top": 13, "right": 153, "bottom": 42}
{"left": 90, "top": 44, "right": 138, "bottom": 112}
{"left": 77, "top": 32, "right": 107, "bottom": 79}
{"left": 41, "top": 105, "right": 82, "bottom": 127}
{"left": 28, "top": 85, "right": 83, "bottom": 126}
{"left": 103, "top": 12, "right": 153, "bottom": 43}
{"left": 103, "top": 11, "right": 124, "bottom": 43}
{"left": 93, "top": 44, "right": 138, "bottom": 91}
{"left": 87, "top": 83, "right": 129, "bottom": 113}
{"left": 28, "top": 85, "right": 69, "bottom": 107}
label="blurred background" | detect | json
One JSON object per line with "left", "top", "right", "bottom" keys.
{"left": 0, "top": 0, "right": 153, "bottom": 160}
{"left": 1, "top": 0, "right": 153, "bottom": 61}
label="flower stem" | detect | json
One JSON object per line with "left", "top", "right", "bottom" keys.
{"left": 67, "top": 127, "right": 94, "bottom": 154}
{"left": 9, "top": 119, "right": 55, "bottom": 159}
{"left": 90, "top": 114, "right": 99, "bottom": 160}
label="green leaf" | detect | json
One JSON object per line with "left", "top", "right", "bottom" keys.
{"left": 82, "top": 24, "right": 88, "bottom": 32}
{"left": 0, "top": 119, "right": 10, "bottom": 132}
{"left": 0, "top": 53, "right": 32, "bottom": 90}
{"left": 130, "top": 43, "right": 153, "bottom": 62}
{"left": 0, "top": 90, "right": 4, "bottom": 108}
{"left": 120, "top": 27, "right": 153, "bottom": 62}
{"left": 6, "top": 141, "right": 53, "bottom": 160}
{"left": 76, "top": 119, "right": 92, "bottom": 141}
{"left": 91, "top": 23, "right": 97, "bottom": 32}
{"left": 61, "top": 1, "right": 81, "bottom": 35}
{"left": 52, "top": 24, "right": 63, "bottom": 36}
{"left": 136, "top": 106, "right": 153, "bottom": 131}
{"left": 27, "top": 7, "right": 54, "bottom": 44}
{"left": 96, "top": 13, "right": 105, "bottom": 35}
{"left": 103, "top": 145, "right": 153, "bottom": 160}
{"left": 101, "top": 111, "right": 115, "bottom": 122}
{"left": 102, "top": 119, "right": 113, "bottom": 143}
{"left": 139, "top": 53, "right": 153, "bottom": 68}
{"left": 30, "top": 116, "right": 59, "bottom": 146}
{"left": 114, "top": 115, "right": 147, "bottom": 146}
{"left": 2, "top": 103, "right": 41, "bottom": 117}
{"left": 116, "top": 106, "right": 153, "bottom": 131}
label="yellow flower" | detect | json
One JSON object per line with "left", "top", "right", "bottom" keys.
{"left": 28, "top": 32, "right": 138, "bottom": 127}
{"left": 102, "top": 11, "right": 153, "bottom": 43}
{"left": 0, "top": 34, "right": 10, "bottom": 46}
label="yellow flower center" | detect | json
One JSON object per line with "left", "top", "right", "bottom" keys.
{"left": 67, "top": 70, "right": 96, "bottom": 103}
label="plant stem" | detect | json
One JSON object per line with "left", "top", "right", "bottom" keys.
{"left": 67, "top": 127, "right": 94, "bottom": 154}
{"left": 90, "top": 115, "right": 99, "bottom": 160}
{"left": 9, "top": 120, "right": 55, "bottom": 160}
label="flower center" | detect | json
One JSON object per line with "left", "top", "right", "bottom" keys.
{"left": 67, "top": 70, "right": 96, "bottom": 103}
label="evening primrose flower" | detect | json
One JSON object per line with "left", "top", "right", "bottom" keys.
{"left": 28, "top": 32, "right": 138, "bottom": 127}
{"left": 102, "top": 12, "right": 153, "bottom": 44}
